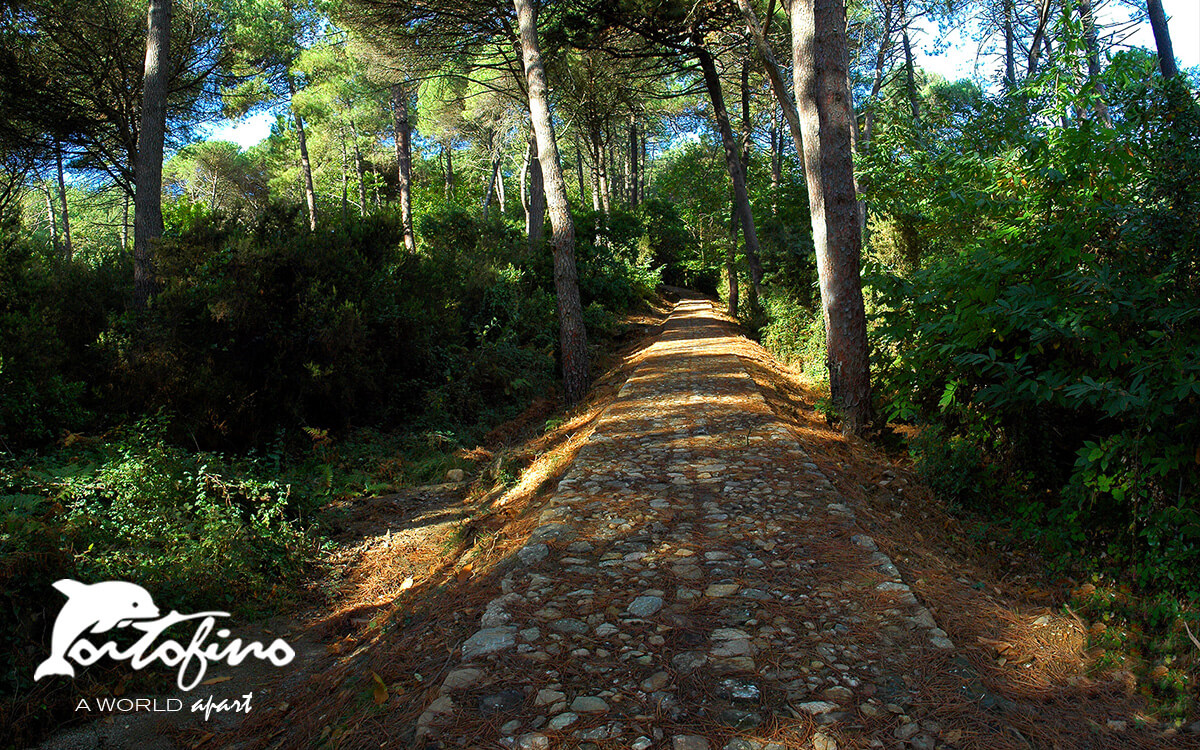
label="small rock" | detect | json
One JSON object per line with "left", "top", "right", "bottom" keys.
{"left": 641, "top": 671, "right": 670, "bottom": 692}
{"left": 1106, "top": 720, "right": 1128, "bottom": 731}
{"left": 859, "top": 703, "right": 882, "bottom": 718}
{"left": 718, "top": 678, "right": 760, "bottom": 701}
{"left": 797, "top": 701, "right": 839, "bottom": 715}
{"left": 426, "top": 695, "right": 455, "bottom": 715}
{"left": 570, "top": 696, "right": 610, "bottom": 714}
{"left": 518, "top": 543, "right": 549, "bottom": 565}
{"left": 513, "top": 733, "right": 549, "bottom": 750}
{"left": 706, "top": 583, "right": 740, "bottom": 597}
{"left": 534, "top": 688, "right": 565, "bottom": 706}
{"left": 446, "top": 468, "right": 466, "bottom": 483}
{"left": 822, "top": 686, "right": 853, "bottom": 703}
{"left": 548, "top": 712, "right": 578, "bottom": 730}
{"left": 627, "top": 595, "right": 665, "bottom": 618}
{"left": 810, "top": 730, "right": 838, "bottom": 750}
{"left": 500, "top": 719, "right": 522, "bottom": 735}
{"left": 671, "top": 651, "right": 708, "bottom": 673}
{"left": 461, "top": 627, "right": 517, "bottom": 660}
{"left": 673, "top": 736, "right": 711, "bottom": 750}
{"left": 549, "top": 618, "right": 589, "bottom": 634}
{"left": 718, "top": 708, "right": 762, "bottom": 729}
{"left": 632, "top": 738, "right": 653, "bottom": 750}
{"left": 441, "top": 667, "right": 484, "bottom": 691}
{"left": 894, "top": 722, "right": 920, "bottom": 741}
{"left": 594, "top": 622, "right": 619, "bottom": 637}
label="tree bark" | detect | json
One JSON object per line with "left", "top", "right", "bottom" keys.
{"left": 575, "top": 135, "right": 586, "bottom": 203}
{"left": 339, "top": 131, "right": 350, "bottom": 221}
{"left": 1003, "top": 0, "right": 1017, "bottom": 89}
{"left": 598, "top": 141, "right": 612, "bottom": 215}
{"left": 482, "top": 133, "right": 501, "bottom": 218}
{"left": 791, "top": 0, "right": 873, "bottom": 436}
{"left": 42, "top": 180, "right": 58, "bottom": 249}
{"left": 696, "top": 44, "right": 764, "bottom": 310}
{"left": 55, "top": 142, "right": 72, "bottom": 261}
{"left": 727, "top": 219, "right": 739, "bottom": 318}
{"left": 121, "top": 191, "right": 130, "bottom": 250}
{"left": 628, "top": 114, "right": 639, "bottom": 210}
{"left": 589, "top": 132, "right": 602, "bottom": 212}
{"left": 391, "top": 84, "right": 415, "bottom": 250}
{"left": 1147, "top": 0, "right": 1178, "bottom": 79}
{"left": 350, "top": 120, "right": 367, "bottom": 216}
{"left": 740, "top": 57, "right": 753, "bottom": 168}
{"left": 528, "top": 131, "right": 545, "bottom": 249}
{"left": 133, "top": 0, "right": 171, "bottom": 308}
{"left": 520, "top": 136, "right": 531, "bottom": 221}
{"left": 497, "top": 164, "right": 506, "bottom": 214}
{"left": 514, "top": 0, "right": 589, "bottom": 404}
{"left": 443, "top": 141, "right": 455, "bottom": 199}
{"left": 1077, "top": 0, "right": 1113, "bottom": 127}
{"left": 286, "top": 75, "right": 317, "bottom": 232}
{"left": 862, "top": 0, "right": 895, "bottom": 147}
{"left": 902, "top": 27, "right": 920, "bottom": 122}
{"left": 1026, "top": 0, "right": 1052, "bottom": 80}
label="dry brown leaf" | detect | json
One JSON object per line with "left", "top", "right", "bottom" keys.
{"left": 199, "top": 676, "right": 232, "bottom": 686}
{"left": 371, "top": 671, "right": 388, "bottom": 704}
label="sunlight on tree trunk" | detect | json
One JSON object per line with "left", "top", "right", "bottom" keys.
{"left": 515, "top": 0, "right": 589, "bottom": 404}
{"left": 55, "top": 143, "right": 71, "bottom": 261}
{"left": 391, "top": 84, "right": 415, "bottom": 250}
{"left": 792, "top": 0, "right": 873, "bottom": 436}
{"left": 1077, "top": 0, "right": 1112, "bottom": 127}
{"left": 287, "top": 75, "right": 318, "bottom": 232}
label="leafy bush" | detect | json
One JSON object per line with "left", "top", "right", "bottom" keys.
{"left": 872, "top": 77, "right": 1200, "bottom": 594}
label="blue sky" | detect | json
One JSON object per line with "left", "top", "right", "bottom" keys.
{"left": 204, "top": 1, "right": 1199, "bottom": 150}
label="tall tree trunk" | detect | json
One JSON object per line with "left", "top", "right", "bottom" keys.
{"left": 770, "top": 118, "right": 781, "bottom": 213}
{"left": 1026, "top": 0, "right": 1053, "bottom": 80}
{"left": 740, "top": 57, "right": 752, "bottom": 168}
{"left": 391, "top": 84, "right": 415, "bottom": 250}
{"left": 1077, "top": 0, "right": 1113, "bottom": 127}
{"left": 1003, "top": 0, "right": 1017, "bottom": 89}
{"left": 121, "top": 191, "right": 130, "bottom": 250}
{"left": 598, "top": 141, "right": 611, "bottom": 215}
{"left": 575, "top": 135, "right": 586, "bottom": 203}
{"left": 862, "top": 0, "right": 894, "bottom": 147}
{"left": 1146, "top": 0, "right": 1178, "bottom": 79}
{"left": 528, "top": 131, "right": 545, "bottom": 249}
{"left": 443, "top": 142, "right": 455, "bottom": 199}
{"left": 133, "top": 0, "right": 171, "bottom": 308}
{"left": 349, "top": 120, "right": 367, "bottom": 216}
{"left": 514, "top": 0, "right": 589, "bottom": 404}
{"left": 628, "top": 114, "right": 639, "bottom": 210}
{"left": 728, "top": 201, "right": 740, "bottom": 318}
{"left": 54, "top": 143, "right": 71, "bottom": 260}
{"left": 339, "top": 131, "right": 350, "bottom": 221}
{"left": 497, "top": 165, "right": 506, "bottom": 214}
{"left": 589, "top": 133, "right": 602, "bottom": 212}
{"left": 520, "top": 136, "right": 531, "bottom": 222}
{"left": 792, "top": 0, "right": 873, "bottom": 436}
{"left": 696, "top": 44, "right": 764, "bottom": 310}
{"left": 482, "top": 133, "right": 501, "bottom": 218}
{"left": 286, "top": 76, "right": 317, "bottom": 232}
{"left": 640, "top": 124, "right": 647, "bottom": 203}
{"left": 42, "top": 180, "right": 58, "bottom": 249}
{"left": 902, "top": 27, "right": 921, "bottom": 122}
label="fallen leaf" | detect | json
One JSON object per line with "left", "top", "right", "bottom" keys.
{"left": 371, "top": 671, "right": 388, "bottom": 704}
{"left": 200, "top": 676, "right": 232, "bottom": 686}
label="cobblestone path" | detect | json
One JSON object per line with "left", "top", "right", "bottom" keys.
{"left": 418, "top": 300, "right": 963, "bottom": 749}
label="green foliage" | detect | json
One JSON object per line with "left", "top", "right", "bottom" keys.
{"left": 872, "top": 75, "right": 1200, "bottom": 595}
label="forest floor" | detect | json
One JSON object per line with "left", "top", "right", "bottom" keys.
{"left": 41, "top": 293, "right": 1200, "bottom": 750}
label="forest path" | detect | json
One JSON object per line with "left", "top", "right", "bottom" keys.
{"left": 417, "top": 298, "right": 971, "bottom": 749}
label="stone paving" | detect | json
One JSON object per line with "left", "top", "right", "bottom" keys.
{"left": 417, "top": 300, "right": 960, "bottom": 749}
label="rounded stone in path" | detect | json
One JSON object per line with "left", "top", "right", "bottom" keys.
{"left": 461, "top": 627, "right": 516, "bottom": 660}
{"left": 570, "top": 696, "right": 609, "bottom": 714}
{"left": 674, "top": 736, "right": 711, "bottom": 750}
{"left": 627, "top": 595, "right": 665, "bottom": 618}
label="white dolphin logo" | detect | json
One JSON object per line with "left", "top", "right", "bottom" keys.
{"left": 35, "top": 579, "right": 161, "bottom": 680}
